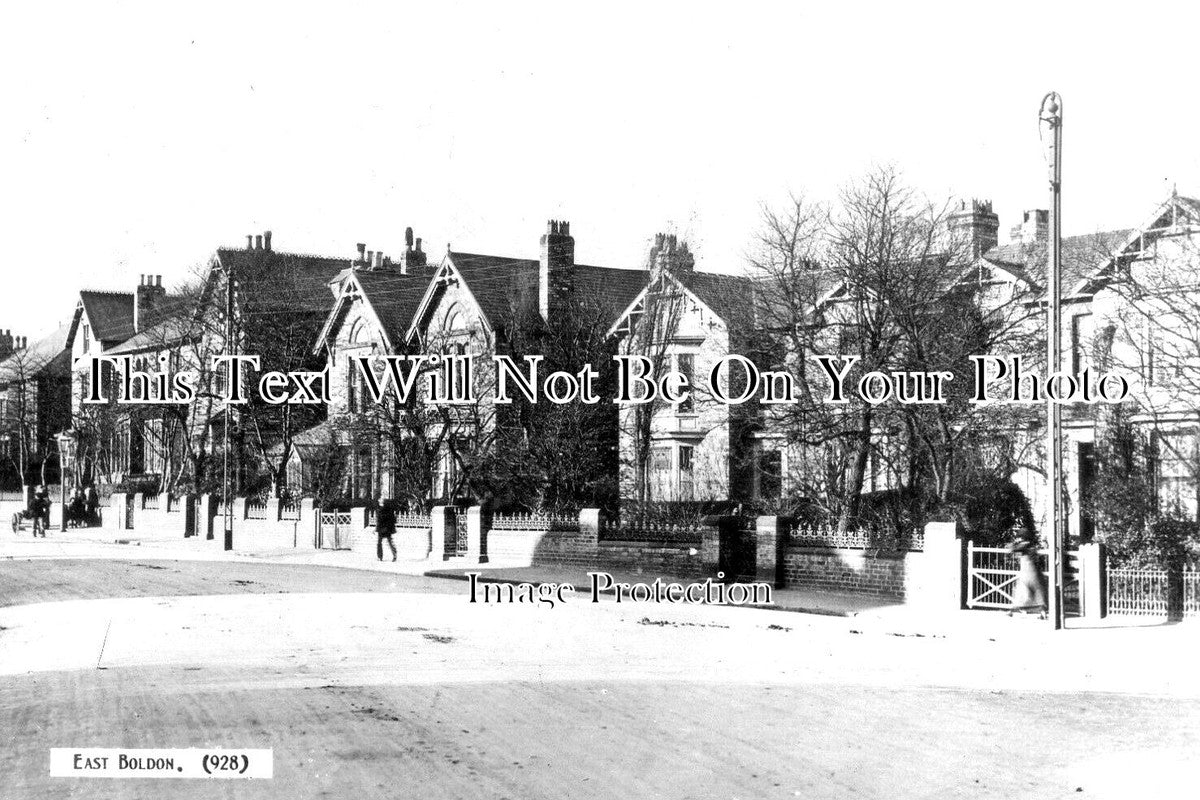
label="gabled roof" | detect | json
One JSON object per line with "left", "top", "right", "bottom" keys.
{"left": 980, "top": 230, "right": 1134, "bottom": 296}
{"left": 408, "top": 251, "right": 648, "bottom": 342}
{"left": 687, "top": 271, "right": 757, "bottom": 328}
{"left": 77, "top": 291, "right": 134, "bottom": 343}
{"left": 606, "top": 269, "right": 759, "bottom": 340}
{"left": 314, "top": 268, "right": 430, "bottom": 354}
{"left": 1071, "top": 193, "right": 1200, "bottom": 296}
{"left": 213, "top": 247, "right": 349, "bottom": 312}
{"left": 973, "top": 194, "right": 1200, "bottom": 299}
{"left": 0, "top": 325, "right": 72, "bottom": 386}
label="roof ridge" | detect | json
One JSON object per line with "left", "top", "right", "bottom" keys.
{"left": 79, "top": 289, "right": 134, "bottom": 297}
{"left": 216, "top": 247, "right": 349, "bottom": 262}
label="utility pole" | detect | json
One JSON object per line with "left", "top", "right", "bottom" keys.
{"left": 1040, "top": 91, "right": 1065, "bottom": 629}
{"left": 223, "top": 263, "right": 235, "bottom": 552}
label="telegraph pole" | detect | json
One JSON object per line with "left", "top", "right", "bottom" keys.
{"left": 222, "top": 263, "right": 235, "bottom": 551}
{"left": 1040, "top": 91, "right": 1065, "bottom": 629}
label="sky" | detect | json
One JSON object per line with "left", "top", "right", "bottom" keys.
{"left": 3, "top": 1, "right": 1199, "bottom": 341}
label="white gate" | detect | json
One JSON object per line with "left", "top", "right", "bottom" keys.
{"left": 966, "top": 542, "right": 1079, "bottom": 611}
{"left": 318, "top": 510, "right": 352, "bottom": 550}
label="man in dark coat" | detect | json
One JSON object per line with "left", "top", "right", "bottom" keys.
{"left": 376, "top": 500, "right": 397, "bottom": 562}
{"left": 84, "top": 484, "right": 100, "bottom": 526}
{"left": 31, "top": 487, "right": 50, "bottom": 538}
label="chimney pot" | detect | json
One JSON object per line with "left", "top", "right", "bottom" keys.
{"left": 255, "top": 235, "right": 263, "bottom": 250}
{"left": 247, "top": 235, "right": 253, "bottom": 250}
{"left": 415, "top": 237, "right": 422, "bottom": 252}
{"left": 405, "top": 227, "right": 414, "bottom": 250}
{"left": 356, "top": 243, "right": 366, "bottom": 262}
{"left": 264, "top": 230, "right": 272, "bottom": 251}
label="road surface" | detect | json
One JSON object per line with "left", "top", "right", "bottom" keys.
{"left": 1, "top": 558, "right": 1197, "bottom": 799}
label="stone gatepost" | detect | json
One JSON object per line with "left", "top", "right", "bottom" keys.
{"left": 755, "top": 516, "right": 786, "bottom": 587}
{"left": 111, "top": 492, "right": 129, "bottom": 532}
{"left": 579, "top": 509, "right": 601, "bottom": 551}
{"left": 232, "top": 496, "right": 247, "bottom": 521}
{"left": 1078, "top": 542, "right": 1108, "bottom": 619}
{"left": 131, "top": 492, "right": 144, "bottom": 530}
{"left": 197, "top": 494, "right": 216, "bottom": 540}
{"left": 914, "top": 521, "right": 966, "bottom": 610}
{"left": 430, "top": 506, "right": 452, "bottom": 561}
{"left": 299, "top": 498, "right": 317, "bottom": 548}
{"left": 465, "top": 506, "right": 490, "bottom": 564}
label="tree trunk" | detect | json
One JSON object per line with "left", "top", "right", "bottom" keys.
{"left": 838, "top": 416, "right": 872, "bottom": 533}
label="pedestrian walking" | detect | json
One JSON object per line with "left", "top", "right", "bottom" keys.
{"left": 84, "top": 484, "right": 100, "bottom": 527}
{"left": 31, "top": 486, "right": 50, "bottom": 538}
{"left": 69, "top": 488, "right": 85, "bottom": 528}
{"left": 375, "top": 500, "right": 397, "bottom": 562}
{"left": 1008, "top": 533, "right": 1047, "bottom": 619}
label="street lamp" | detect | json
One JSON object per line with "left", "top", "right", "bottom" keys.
{"left": 1039, "top": 91, "right": 1066, "bottom": 630}
{"left": 55, "top": 430, "right": 77, "bottom": 532}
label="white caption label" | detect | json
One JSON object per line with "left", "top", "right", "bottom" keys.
{"left": 50, "top": 748, "right": 273, "bottom": 779}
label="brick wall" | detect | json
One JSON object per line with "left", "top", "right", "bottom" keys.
{"left": 782, "top": 546, "right": 914, "bottom": 598}
{"left": 527, "top": 527, "right": 707, "bottom": 577}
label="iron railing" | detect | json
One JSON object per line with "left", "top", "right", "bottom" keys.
{"left": 599, "top": 520, "right": 703, "bottom": 545}
{"left": 490, "top": 512, "right": 579, "bottom": 531}
{"left": 1108, "top": 563, "right": 1200, "bottom": 617}
{"left": 787, "top": 524, "right": 924, "bottom": 552}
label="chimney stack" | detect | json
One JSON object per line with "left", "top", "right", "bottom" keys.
{"left": 246, "top": 235, "right": 253, "bottom": 250}
{"left": 135, "top": 273, "right": 167, "bottom": 333}
{"left": 354, "top": 243, "right": 367, "bottom": 268}
{"left": 1010, "top": 209, "right": 1050, "bottom": 246}
{"left": 398, "top": 231, "right": 427, "bottom": 275}
{"left": 255, "top": 234, "right": 263, "bottom": 250}
{"left": 947, "top": 199, "right": 1000, "bottom": 259}
{"left": 539, "top": 219, "right": 576, "bottom": 322}
{"left": 648, "top": 232, "right": 695, "bottom": 283}
{"left": 263, "top": 230, "right": 272, "bottom": 252}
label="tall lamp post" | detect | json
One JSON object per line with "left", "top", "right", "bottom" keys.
{"left": 55, "top": 430, "right": 77, "bottom": 532}
{"left": 1040, "top": 92, "right": 1066, "bottom": 630}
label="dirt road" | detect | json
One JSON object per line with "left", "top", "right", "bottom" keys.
{"left": 1, "top": 558, "right": 1197, "bottom": 799}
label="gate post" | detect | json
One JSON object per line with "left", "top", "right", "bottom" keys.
{"left": 755, "top": 516, "right": 785, "bottom": 587}
{"left": 914, "top": 521, "right": 966, "bottom": 611}
{"left": 299, "top": 498, "right": 317, "bottom": 548}
{"left": 430, "top": 506, "right": 452, "bottom": 561}
{"left": 466, "top": 505, "right": 490, "bottom": 564}
{"left": 111, "top": 492, "right": 129, "bottom": 532}
{"left": 1078, "top": 542, "right": 1108, "bottom": 619}
{"left": 197, "top": 494, "right": 215, "bottom": 540}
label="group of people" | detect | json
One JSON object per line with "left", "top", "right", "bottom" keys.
{"left": 66, "top": 485, "right": 102, "bottom": 528}
{"left": 19, "top": 485, "right": 101, "bottom": 537}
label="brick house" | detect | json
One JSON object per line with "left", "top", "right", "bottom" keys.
{"left": 302, "top": 229, "right": 432, "bottom": 498}
{"left": 607, "top": 233, "right": 759, "bottom": 504}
